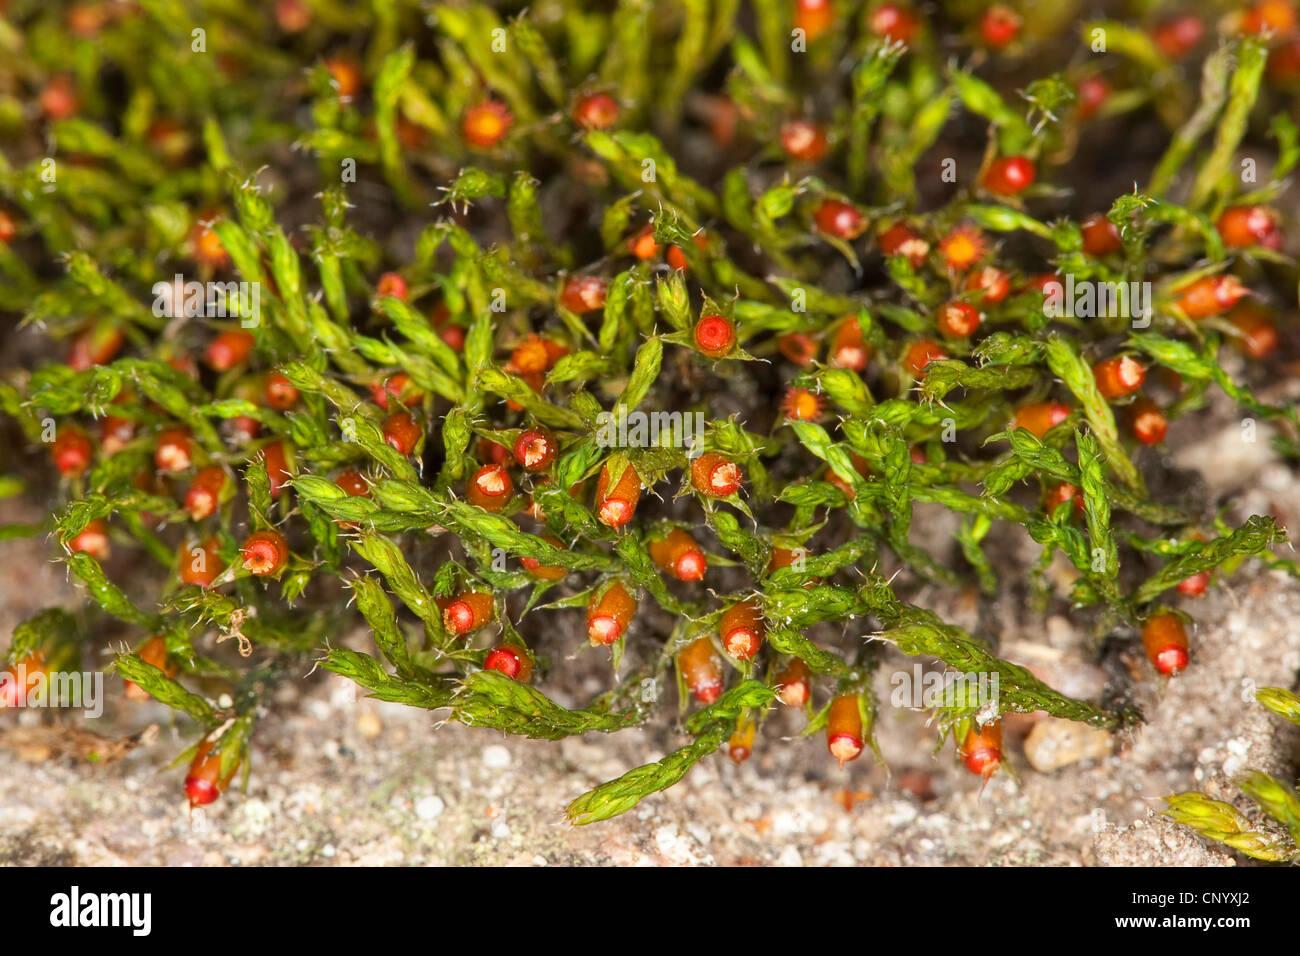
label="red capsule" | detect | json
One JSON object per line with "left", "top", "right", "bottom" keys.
{"left": 462, "top": 100, "right": 513, "bottom": 149}
{"left": 375, "top": 271, "right": 408, "bottom": 302}
{"left": 382, "top": 411, "right": 422, "bottom": 456}
{"left": 937, "top": 300, "right": 981, "bottom": 338}
{"left": 204, "top": 330, "right": 255, "bottom": 372}
{"left": 1241, "top": 0, "right": 1297, "bottom": 37}
{"left": 902, "top": 339, "right": 948, "bottom": 376}
{"left": 1092, "top": 355, "right": 1146, "bottom": 399}
{"left": 587, "top": 582, "right": 637, "bottom": 646}
{"left": 1044, "top": 481, "right": 1085, "bottom": 518}
{"left": 961, "top": 720, "right": 1003, "bottom": 777}
{"left": 777, "top": 332, "right": 818, "bottom": 366}
{"left": 484, "top": 646, "right": 533, "bottom": 683}
{"left": 513, "top": 427, "right": 557, "bottom": 472}
{"left": 1153, "top": 14, "right": 1204, "bottom": 59}
{"left": 185, "top": 738, "right": 240, "bottom": 807}
{"left": 336, "top": 469, "right": 370, "bottom": 498}
{"left": 1142, "top": 611, "right": 1190, "bottom": 675}
{"left": 813, "top": 199, "right": 867, "bottom": 239}
{"left": 877, "top": 221, "right": 930, "bottom": 268}
{"left": 679, "top": 637, "right": 724, "bottom": 704}
{"left": 1216, "top": 205, "right": 1282, "bottom": 250}
{"left": 185, "top": 465, "right": 227, "bottom": 521}
{"left": 275, "top": 0, "right": 311, "bottom": 32}
{"left": 40, "top": 75, "right": 79, "bottom": 120}
{"left": 262, "top": 440, "right": 292, "bottom": 498}
{"left": 440, "top": 591, "right": 494, "bottom": 636}
{"left": 324, "top": 55, "right": 362, "bottom": 102}
{"left": 1175, "top": 275, "right": 1249, "bottom": 319}
{"left": 827, "top": 694, "right": 864, "bottom": 766}
{"left": 1075, "top": 75, "right": 1111, "bottom": 120}
{"left": 1268, "top": 37, "right": 1300, "bottom": 85}
{"left": 981, "top": 155, "right": 1036, "bottom": 196}
{"left": 573, "top": 91, "right": 620, "bottom": 130}
{"left": 1128, "top": 398, "right": 1168, "bottom": 446}
{"left": 263, "top": 371, "right": 300, "bottom": 410}
{"left": 776, "top": 658, "right": 812, "bottom": 708}
{"left": 964, "top": 265, "right": 1012, "bottom": 304}
{"left": 1081, "top": 214, "right": 1122, "bottom": 256}
{"left": 1013, "top": 401, "right": 1071, "bottom": 439}
{"left": 691, "top": 452, "right": 743, "bottom": 498}
{"left": 68, "top": 519, "right": 111, "bottom": 560}
{"left": 649, "top": 529, "right": 708, "bottom": 582}
{"left": 467, "top": 463, "right": 513, "bottom": 512}
{"left": 719, "top": 600, "right": 765, "bottom": 661}
{"left": 370, "top": 372, "right": 424, "bottom": 411}
{"left": 0, "top": 209, "right": 16, "bottom": 244}
{"left": 693, "top": 313, "right": 737, "bottom": 358}
{"left": 241, "top": 529, "right": 289, "bottom": 576}
{"left": 155, "top": 427, "right": 193, "bottom": 473}
{"left": 595, "top": 461, "right": 642, "bottom": 528}
{"left": 178, "top": 537, "right": 224, "bottom": 588}
{"left": 52, "top": 427, "right": 94, "bottom": 477}
{"left": 728, "top": 717, "right": 757, "bottom": 764}
{"left": 979, "top": 5, "right": 1022, "bottom": 48}
{"left": 68, "top": 320, "right": 124, "bottom": 371}
{"left": 100, "top": 415, "right": 135, "bottom": 456}
{"left": 868, "top": 3, "right": 920, "bottom": 44}
{"left": 0, "top": 652, "right": 47, "bottom": 709}
{"left": 521, "top": 535, "right": 568, "bottom": 581}
{"left": 1177, "top": 570, "right": 1211, "bottom": 597}
{"left": 780, "top": 119, "right": 828, "bottom": 162}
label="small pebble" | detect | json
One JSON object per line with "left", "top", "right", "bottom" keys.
{"left": 482, "top": 744, "right": 511, "bottom": 769}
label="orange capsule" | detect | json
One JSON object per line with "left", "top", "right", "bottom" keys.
{"left": 205, "top": 330, "right": 255, "bottom": 372}
{"left": 902, "top": 338, "right": 949, "bottom": 376}
{"left": 1081, "top": 214, "right": 1122, "bottom": 256}
{"left": 440, "top": 591, "right": 494, "bottom": 637}
{"left": 1142, "top": 611, "right": 1190, "bottom": 675}
{"left": 587, "top": 582, "right": 637, "bottom": 645}
{"left": 781, "top": 387, "right": 824, "bottom": 422}
{"left": 649, "top": 529, "right": 708, "bottom": 582}
{"left": 573, "top": 91, "right": 620, "bottom": 130}
{"left": 185, "top": 465, "right": 227, "bottom": 521}
{"left": 190, "top": 215, "right": 230, "bottom": 269}
{"left": 484, "top": 645, "right": 533, "bottom": 682}
{"left": 185, "top": 738, "right": 240, "bottom": 807}
{"left": 0, "top": 652, "right": 47, "bottom": 709}
{"left": 559, "top": 275, "right": 608, "bottom": 314}
{"left": 628, "top": 224, "right": 661, "bottom": 260}
{"left": 1216, "top": 205, "right": 1282, "bottom": 250}
{"left": 794, "top": 0, "right": 834, "bottom": 41}
{"left": 938, "top": 225, "right": 986, "bottom": 270}
{"left": 179, "top": 537, "right": 224, "bottom": 588}
{"left": 1175, "top": 275, "right": 1249, "bottom": 319}
{"left": 52, "top": 427, "right": 94, "bottom": 477}
{"left": 1241, "top": 0, "right": 1298, "bottom": 37}
{"left": 1013, "top": 401, "right": 1070, "bottom": 439}
{"left": 68, "top": 320, "right": 124, "bottom": 371}
{"left": 595, "top": 461, "right": 642, "bottom": 528}
{"left": 960, "top": 720, "right": 1003, "bottom": 777}
{"left": 324, "top": 55, "right": 362, "bottom": 102}
{"left": 728, "top": 716, "right": 757, "bottom": 764}
{"left": 1226, "top": 302, "right": 1279, "bottom": 360}
{"left": 382, "top": 411, "right": 423, "bottom": 456}
{"left": 679, "top": 637, "right": 724, "bottom": 704}
{"left": 263, "top": 371, "right": 300, "bottom": 410}
{"left": 868, "top": 3, "right": 920, "bottom": 43}
{"left": 1044, "top": 480, "right": 1085, "bottom": 518}
{"left": 1128, "top": 398, "right": 1168, "bottom": 446}
{"left": 776, "top": 658, "right": 812, "bottom": 707}
{"left": 1092, "top": 355, "right": 1146, "bottom": 399}
{"left": 521, "top": 535, "right": 568, "bottom": 582}
{"left": 467, "top": 463, "right": 513, "bottom": 512}
{"left": 826, "top": 694, "right": 864, "bottom": 766}
{"left": 462, "top": 100, "right": 513, "bottom": 149}
{"left": 241, "top": 529, "right": 289, "bottom": 576}
{"left": 778, "top": 332, "right": 818, "bottom": 366}
{"left": 509, "top": 334, "right": 552, "bottom": 375}
{"left": 0, "top": 209, "right": 16, "bottom": 244}
{"left": 691, "top": 452, "right": 743, "bottom": 498}
{"left": 155, "top": 427, "right": 193, "bottom": 473}
{"left": 124, "top": 635, "right": 177, "bottom": 702}
{"left": 719, "top": 600, "right": 764, "bottom": 661}
{"left": 40, "top": 74, "right": 79, "bottom": 120}
{"left": 828, "top": 317, "right": 872, "bottom": 370}
{"left": 376, "top": 271, "right": 408, "bottom": 302}
{"left": 779, "top": 119, "right": 828, "bottom": 163}
{"left": 262, "top": 440, "right": 293, "bottom": 498}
